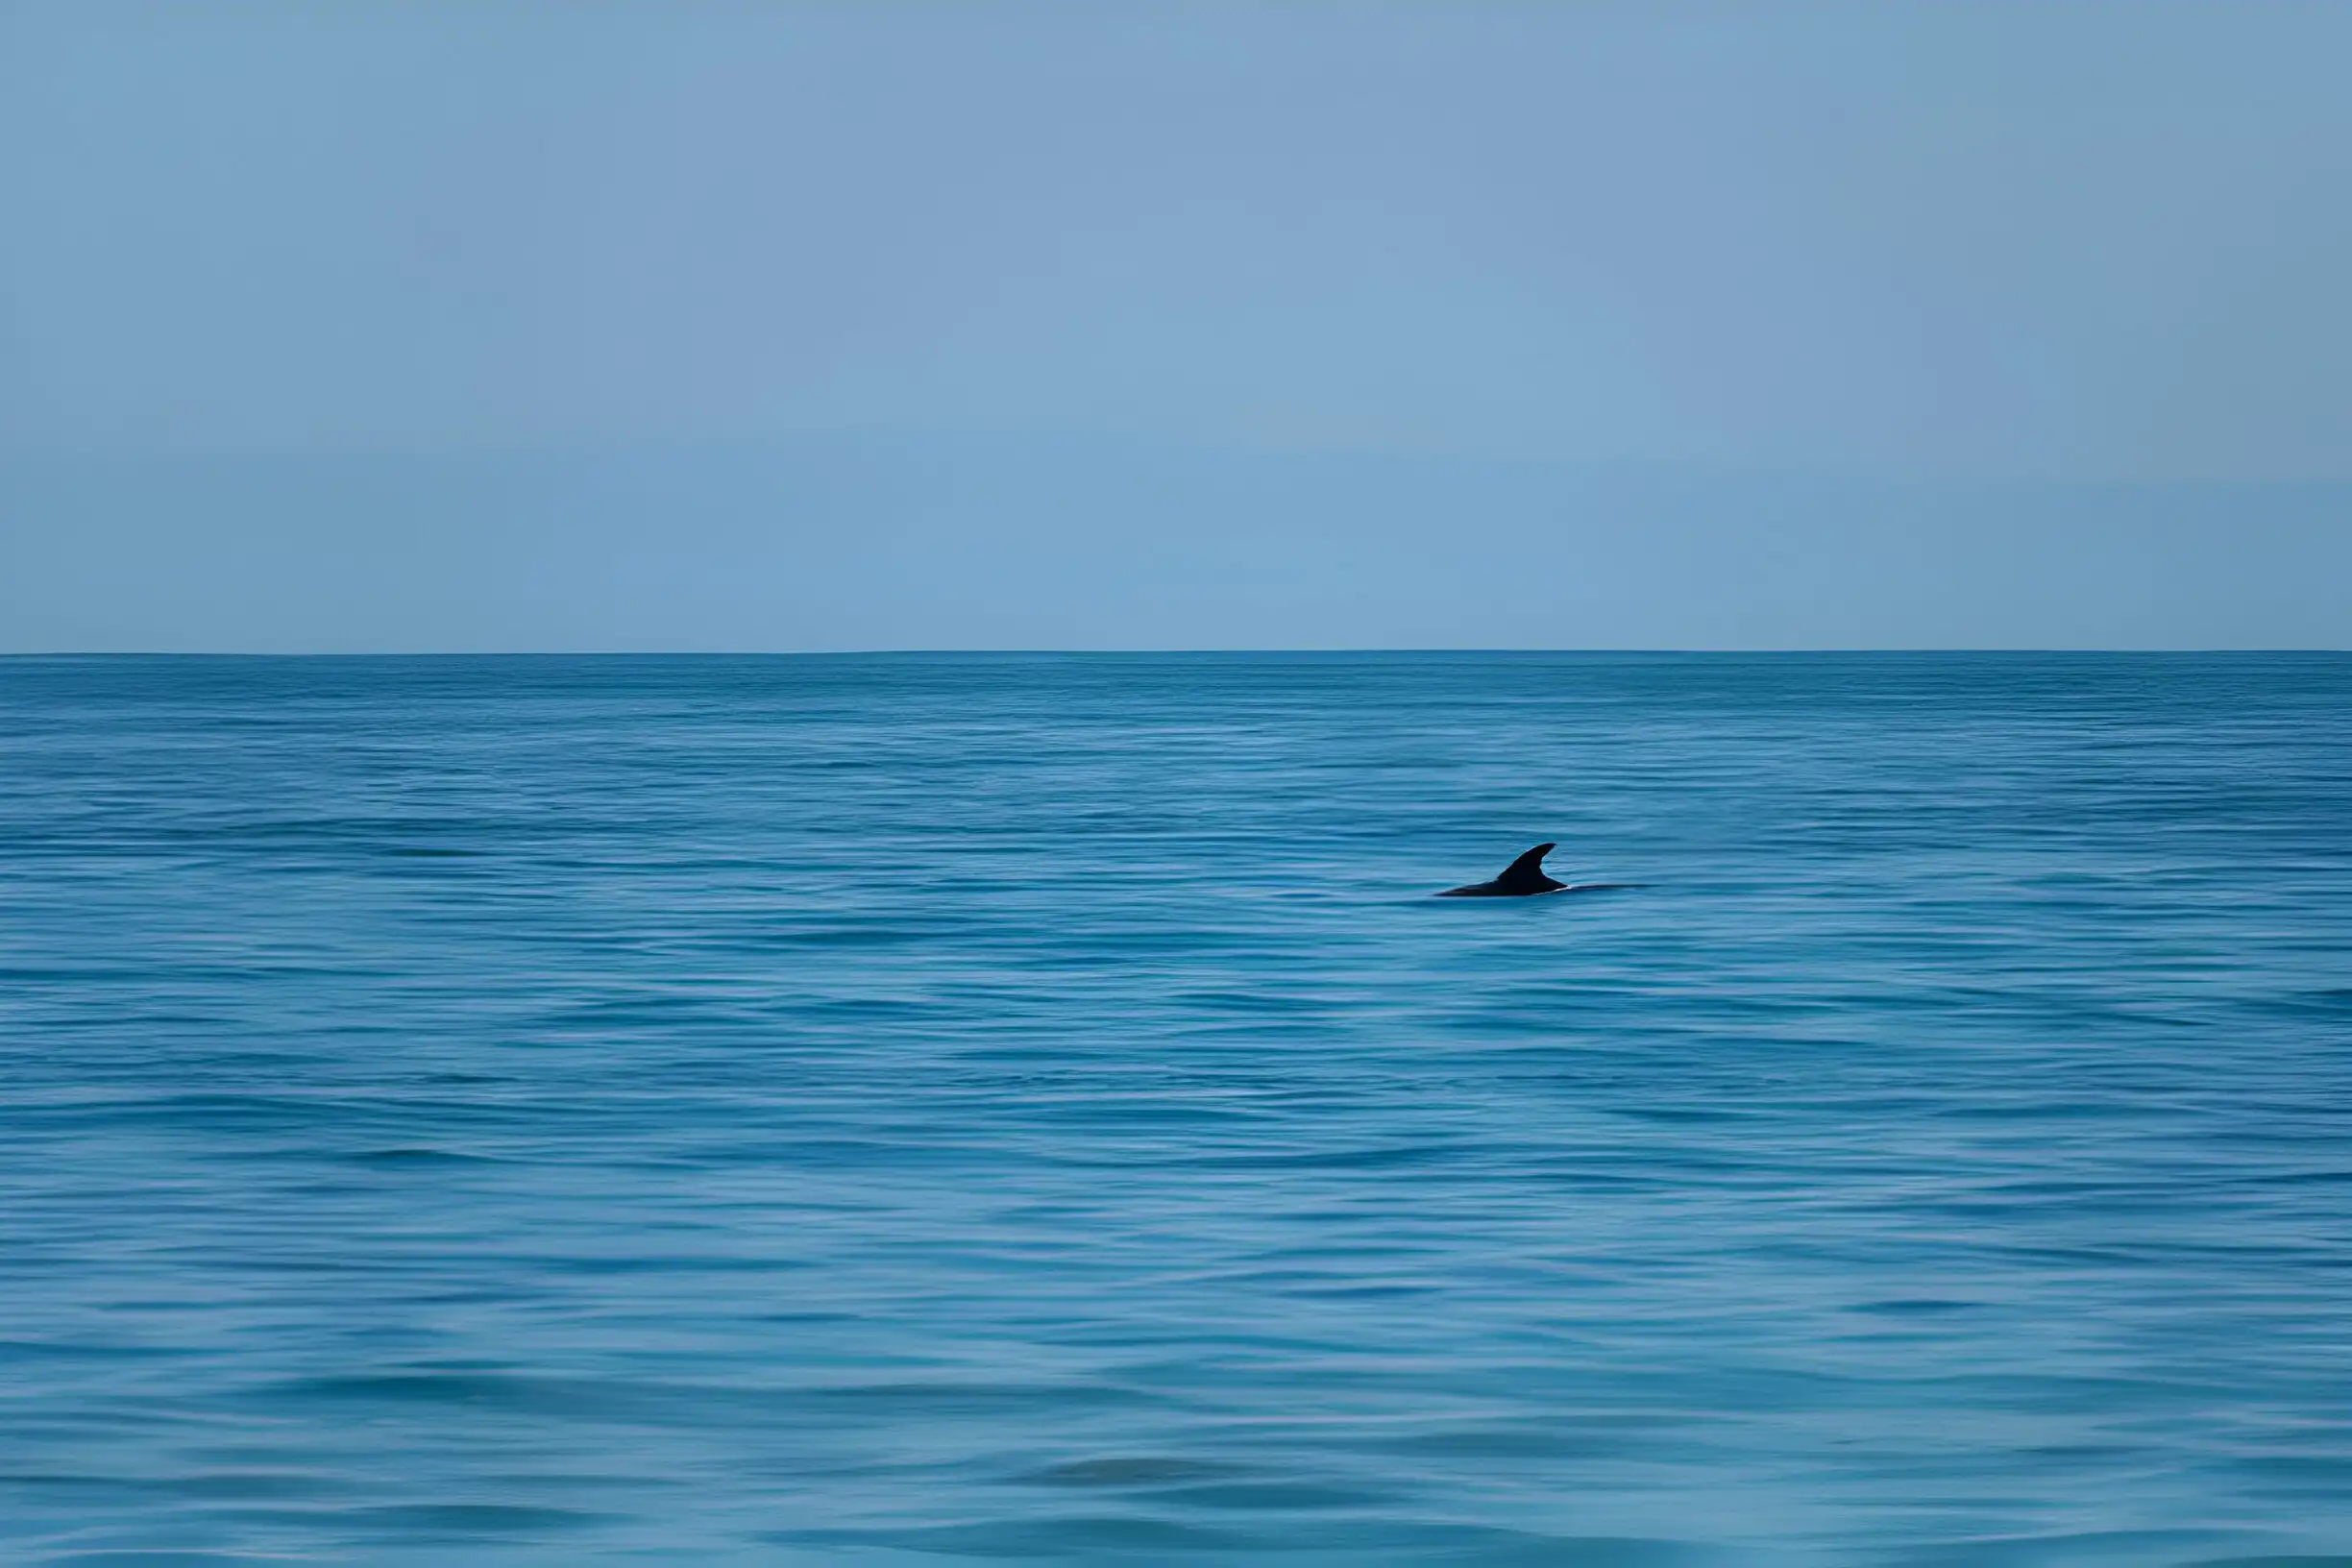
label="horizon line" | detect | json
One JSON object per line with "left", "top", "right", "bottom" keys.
{"left": 6, "top": 648, "right": 2348, "bottom": 660}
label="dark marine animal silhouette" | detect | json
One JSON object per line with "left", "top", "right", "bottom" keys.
{"left": 1437, "top": 843, "right": 1569, "bottom": 897}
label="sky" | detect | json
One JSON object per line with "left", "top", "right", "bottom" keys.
{"left": 3, "top": 0, "right": 2348, "bottom": 649}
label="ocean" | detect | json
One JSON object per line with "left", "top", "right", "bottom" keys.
{"left": 3, "top": 652, "right": 2348, "bottom": 1565}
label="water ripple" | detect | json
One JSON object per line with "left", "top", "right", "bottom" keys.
{"left": 3, "top": 652, "right": 2349, "bottom": 1563}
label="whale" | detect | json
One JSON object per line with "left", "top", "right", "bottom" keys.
{"left": 1437, "top": 843, "right": 1569, "bottom": 897}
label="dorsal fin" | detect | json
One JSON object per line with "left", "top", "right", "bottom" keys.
{"left": 1495, "top": 843, "right": 1557, "bottom": 890}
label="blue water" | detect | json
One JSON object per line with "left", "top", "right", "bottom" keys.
{"left": 3, "top": 653, "right": 2350, "bottom": 1567}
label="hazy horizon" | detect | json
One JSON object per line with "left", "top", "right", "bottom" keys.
{"left": 6, "top": 2, "right": 2349, "bottom": 650}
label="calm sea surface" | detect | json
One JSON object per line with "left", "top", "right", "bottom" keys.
{"left": 3, "top": 653, "right": 2349, "bottom": 1566}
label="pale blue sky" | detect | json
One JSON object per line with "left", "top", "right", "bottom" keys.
{"left": 3, "top": 0, "right": 2348, "bottom": 649}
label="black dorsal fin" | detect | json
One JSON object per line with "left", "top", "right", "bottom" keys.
{"left": 1495, "top": 843, "right": 1557, "bottom": 891}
